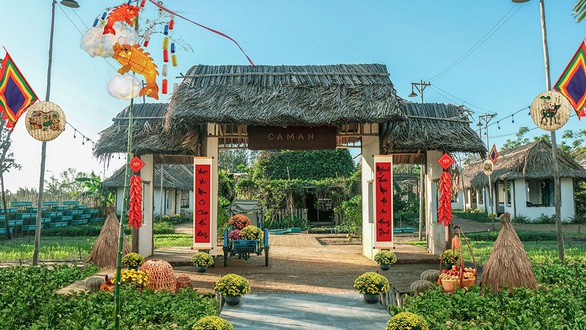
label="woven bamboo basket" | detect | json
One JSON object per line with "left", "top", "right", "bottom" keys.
{"left": 140, "top": 259, "right": 177, "bottom": 292}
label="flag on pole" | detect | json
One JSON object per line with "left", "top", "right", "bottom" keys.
{"left": 0, "top": 49, "right": 38, "bottom": 129}
{"left": 554, "top": 41, "right": 586, "bottom": 119}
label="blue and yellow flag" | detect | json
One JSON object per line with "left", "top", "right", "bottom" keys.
{"left": 0, "top": 50, "right": 38, "bottom": 130}
{"left": 554, "top": 41, "right": 586, "bottom": 119}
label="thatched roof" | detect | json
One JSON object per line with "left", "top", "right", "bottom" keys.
{"left": 93, "top": 103, "right": 199, "bottom": 164}
{"left": 381, "top": 102, "right": 486, "bottom": 158}
{"left": 165, "top": 64, "right": 405, "bottom": 129}
{"left": 480, "top": 213, "right": 538, "bottom": 293}
{"left": 464, "top": 139, "right": 586, "bottom": 190}
{"left": 103, "top": 164, "right": 194, "bottom": 191}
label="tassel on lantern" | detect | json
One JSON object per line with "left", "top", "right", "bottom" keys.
{"left": 163, "top": 49, "right": 169, "bottom": 62}
{"left": 171, "top": 54, "right": 177, "bottom": 67}
{"left": 164, "top": 24, "right": 169, "bottom": 35}
{"left": 169, "top": 15, "right": 175, "bottom": 29}
{"left": 163, "top": 37, "right": 169, "bottom": 49}
{"left": 162, "top": 64, "right": 168, "bottom": 77}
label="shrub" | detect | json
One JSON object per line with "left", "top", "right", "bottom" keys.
{"left": 353, "top": 272, "right": 390, "bottom": 294}
{"left": 192, "top": 316, "right": 233, "bottom": 330}
{"left": 121, "top": 252, "right": 145, "bottom": 269}
{"left": 191, "top": 252, "right": 214, "bottom": 267}
{"left": 374, "top": 250, "right": 397, "bottom": 265}
{"left": 214, "top": 274, "right": 251, "bottom": 296}
{"left": 386, "top": 312, "right": 429, "bottom": 330}
{"left": 239, "top": 225, "right": 263, "bottom": 240}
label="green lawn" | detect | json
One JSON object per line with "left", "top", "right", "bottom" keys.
{"left": 0, "top": 233, "right": 194, "bottom": 262}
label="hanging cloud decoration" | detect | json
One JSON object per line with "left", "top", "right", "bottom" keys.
{"left": 81, "top": 25, "right": 138, "bottom": 57}
{"left": 108, "top": 75, "right": 142, "bottom": 100}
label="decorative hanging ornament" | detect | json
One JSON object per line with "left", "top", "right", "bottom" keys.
{"left": 25, "top": 101, "right": 66, "bottom": 142}
{"left": 107, "top": 75, "right": 142, "bottom": 100}
{"left": 112, "top": 43, "right": 159, "bottom": 100}
{"left": 128, "top": 174, "right": 143, "bottom": 229}
{"left": 438, "top": 171, "right": 452, "bottom": 226}
{"left": 81, "top": 25, "right": 137, "bottom": 58}
{"left": 530, "top": 90, "right": 571, "bottom": 131}
{"left": 102, "top": 4, "right": 140, "bottom": 35}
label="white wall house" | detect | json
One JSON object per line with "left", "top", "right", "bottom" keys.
{"left": 461, "top": 140, "right": 586, "bottom": 222}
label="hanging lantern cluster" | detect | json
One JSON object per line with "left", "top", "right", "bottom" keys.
{"left": 437, "top": 153, "right": 454, "bottom": 227}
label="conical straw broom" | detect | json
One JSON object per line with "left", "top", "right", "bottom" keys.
{"left": 86, "top": 206, "right": 131, "bottom": 268}
{"left": 480, "top": 212, "right": 538, "bottom": 293}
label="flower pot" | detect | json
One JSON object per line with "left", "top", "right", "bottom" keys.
{"left": 224, "top": 295, "right": 241, "bottom": 306}
{"left": 379, "top": 264, "right": 391, "bottom": 271}
{"left": 196, "top": 266, "right": 208, "bottom": 273}
{"left": 363, "top": 293, "right": 380, "bottom": 304}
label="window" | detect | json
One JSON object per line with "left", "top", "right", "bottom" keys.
{"left": 525, "top": 180, "right": 553, "bottom": 207}
{"left": 477, "top": 189, "right": 484, "bottom": 204}
{"left": 505, "top": 182, "right": 512, "bottom": 207}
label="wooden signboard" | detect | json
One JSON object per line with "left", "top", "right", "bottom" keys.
{"left": 193, "top": 157, "right": 213, "bottom": 249}
{"left": 374, "top": 155, "right": 393, "bottom": 248}
{"left": 247, "top": 125, "right": 337, "bottom": 150}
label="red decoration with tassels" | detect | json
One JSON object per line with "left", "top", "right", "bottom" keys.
{"left": 128, "top": 174, "right": 143, "bottom": 229}
{"left": 438, "top": 153, "right": 454, "bottom": 226}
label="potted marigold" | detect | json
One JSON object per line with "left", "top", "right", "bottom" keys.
{"left": 215, "top": 273, "right": 251, "bottom": 306}
{"left": 112, "top": 269, "right": 150, "bottom": 289}
{"left": 353, "top": 271, "right": 389, "bottom": 304}
{"left": 374, "top": 250, "right": 397, "bottom": 271}
{"left": 193, "top": 316, "right": 234, "bottom": 330}
{"left": 386, "top": 312, "right": 429, "bottom": 330}
{"left": 228, "top": 214, "right": 251, "bottom": 230}
{"left": 191, "top": 252, "right": 214, "bottom": 272}
{"left": 121, "top": 252, "right": 145, "bottom": 270}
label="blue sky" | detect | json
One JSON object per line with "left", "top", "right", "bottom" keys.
{"left": 0, "top": 0, "right": 584, "bottom": 192}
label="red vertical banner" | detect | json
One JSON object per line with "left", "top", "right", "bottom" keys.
{"left": 194, "top": 158, "right": 213, "bottom": 248}
{"left": 374, "top": 155, "right": 393, "bottom": 248}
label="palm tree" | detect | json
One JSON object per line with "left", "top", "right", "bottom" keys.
{"left": 575, "top": 0, "right": 586, "bottom": 22}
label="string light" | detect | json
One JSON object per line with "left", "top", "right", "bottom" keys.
{"left": 66, "top": 122, "right": 96, "bottom": 147}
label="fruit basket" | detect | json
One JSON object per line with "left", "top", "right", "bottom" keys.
{"left": 438, "top": 226, "right": 477, "bottom": 293}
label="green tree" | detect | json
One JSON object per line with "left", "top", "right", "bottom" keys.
{"left": 76, "top": 171, "right": 115, "bottom": 215}
{"left": 0, "top": 119, "right": 22, "bottom": 239}
{"left": 252, "top": 149, "right": 355, "bottom": 181}
{"left": 502, "top": 126, "right": 531, "bottom": 150}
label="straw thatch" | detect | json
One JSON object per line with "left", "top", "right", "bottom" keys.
{"left": 480, "top": 213, "right": 538, "bottom": 293}
{"left": 103, "top": 164, "right": 193, "bottom": 191}
{"left": 86, "top": 206, "right": 131, "bottom": 268}
{"left": 93, "top": 102, "right": 199, "bottom": 164}
{"left": 464, "top": 139, "right": 586, "bottom": 190}
{"left": 381, "top": 102, "right": 486, "bottom": 156}
{"left": 165, "top": 63, "right": 405, "bottom": 130}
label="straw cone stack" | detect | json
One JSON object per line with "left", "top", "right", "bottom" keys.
{"left": 86, "top": 206, "right": 131, "bottom": 268}
{"left": 480, "top": 213, "right": 538, "bottom": 293}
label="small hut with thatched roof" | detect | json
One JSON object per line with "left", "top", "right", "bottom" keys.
{"left": 103, "top": 164, "right": 194, "bottom": 216}
{"left": 94, "top": 63, "right": 486, "bottom": 258}
{"left": 461, "top": 140, "right": 586, "bottom": 221}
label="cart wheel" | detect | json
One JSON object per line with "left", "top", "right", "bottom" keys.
{"left": 264, "top": 246, "right": 269, "bottom": 266}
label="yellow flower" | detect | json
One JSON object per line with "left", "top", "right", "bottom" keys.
{"left": 353, "top": 272, "right": 390, "bottom": 294}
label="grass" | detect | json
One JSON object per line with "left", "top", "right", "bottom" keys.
{"left": 403, "top": 229, "right": 586, "bottom": 265}
{"left": 0, "top": 233, "right": 195, "bottom": 262}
